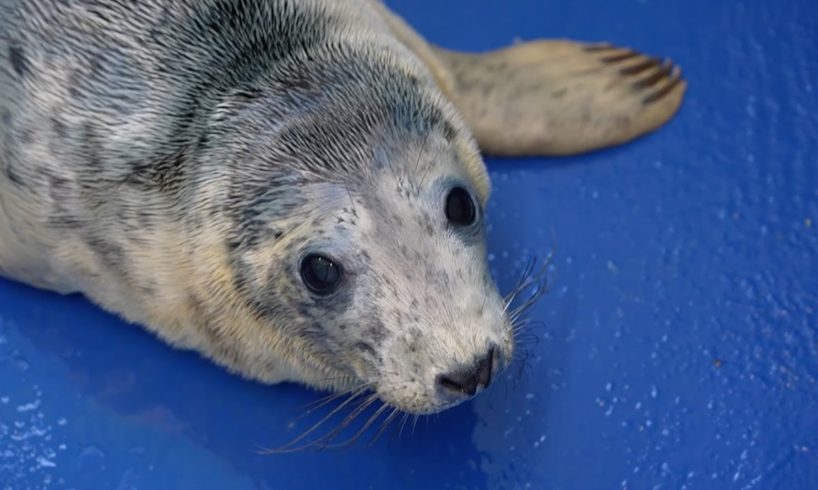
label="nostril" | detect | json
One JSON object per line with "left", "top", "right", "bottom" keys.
{"left": 437, "top": 374, "right": 475, "bottom": 396}
{"left": 476, "top": 346, "right": 495, "bottom": 388}
{"left": 436, "top": 346, "right": 498, "bottom": 398}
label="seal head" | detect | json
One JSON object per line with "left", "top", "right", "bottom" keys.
{"left": 0, "top": 0, "right": 513, "bottom": 416}
{"left": 194, "top": 46, "right": 512, "bottom": 413}
{"left": 185, "top": 42, "right": 511, "bottom": 415}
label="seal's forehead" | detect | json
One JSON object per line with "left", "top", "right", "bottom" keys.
{"left": 414, "top": 89, "right": 491, "bottom": 205}
{"left": 452, "top": 126, "right": 490, "bottom": 205}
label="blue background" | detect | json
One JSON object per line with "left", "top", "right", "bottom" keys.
{"left": 2, "top": 0, "right": 817, "bottom": 488}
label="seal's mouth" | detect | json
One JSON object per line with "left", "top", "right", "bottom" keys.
{"left": 265, "top": 257, "right": 549, "bottom": 453}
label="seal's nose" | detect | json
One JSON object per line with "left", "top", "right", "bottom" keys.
{"left": 436, "top": 346, "right": 496, "bottom": 397}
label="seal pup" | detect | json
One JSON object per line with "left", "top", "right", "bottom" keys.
{"left": 0, "top": 0, "right": 685, "bottom": 424}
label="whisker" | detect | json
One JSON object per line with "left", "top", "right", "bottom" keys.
{"left": 368, "top": 407, "right": 401, "bottom": 447}
{"left": 508, "top": 272, "right": 548, "bottom": 324}
{"left": 260, "top": 388, "right": 368, "bottom": 454}
{"left": 316, "top": 395, "right": 383, "bottom": 450}
{"left": 509, "top": 349, "right": 535, "bottom": 386}
{"left": 326, "top": 404, "right": 394, "bottom": 450}
{"left": 502, "top": 257, "right": 539, "bottom": 312}
{"left": 414, "top": 131, "right": 430, "bottom": 176}
{"left": 419, "top": 145, "right": 442, "bottom": 187}
{"left": 512, "top": 335, "right": 541, "bottom": 350}
{"left": 298, "top": 383, "right": 369, "bottom": 415}
{"left": 398, "top": 412, "right": 411, "bottom": 439}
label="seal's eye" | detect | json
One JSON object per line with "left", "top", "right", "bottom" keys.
{"left": 445, "top": 186, "right": 477, "bottom": 226}
{"left": 300, "top": 254, "right": 343, "bottom": 295}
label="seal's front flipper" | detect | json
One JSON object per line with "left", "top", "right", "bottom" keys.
{"left": 432, "top": 41, "right": 686, "bottom": 157}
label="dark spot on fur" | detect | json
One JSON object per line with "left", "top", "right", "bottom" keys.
{"left": 122, "top": 144, "right": 190, "bottom": 194}
{"left": 18, "top": 128, "right": 34, "bottom": 145}
{"left": 232, "top": 87, "right": 265, "bottom": 101}
{"left": 366, "top": 321, "right": 387, "bottom": 345}
{"left": 278, "top": 72, "right": 316, "bottom": 92}
{"left": 8, "top": 45, "right": 30, "bottom": 78}
{"left": 188, "top": 294, "right": 206, "bottom": 315}
{"left": 4, "top": 165, "right": 25, "bottom": 188}
{"left": 441, "top": 121, "right": 457, "bottom": 142}
{"left": 51, "top": 116, "right": 67, "bottom": 139}
{"left": 1, "top": 109, "right": 11, "bottom": 125}
{"left": 80, "top": 123, "right": 102, "bottom": 168}
{"left": 355, "top": 342, "right": 377, "bottom": 358}
{"left": 84, "top": 232, "right": 130, "bottom": 284}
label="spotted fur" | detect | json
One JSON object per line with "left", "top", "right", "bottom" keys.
{"left": 0, "top": 0, "right": 685, "bottom": 416}
{"left": 0, "top": 0, "right": 505, "bottom": 414}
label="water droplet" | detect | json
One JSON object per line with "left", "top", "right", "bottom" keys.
{"left": 16, "top": 400, "right": 40, "bottom": 413}
{"left": 36, "top": 456, "right": 56, "bottom": 468}
{"left": 607, "top": 261, "right": 619, "bottom": 274}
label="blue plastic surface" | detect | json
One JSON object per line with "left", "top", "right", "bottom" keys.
{"left": 2, "top": 0, "right": 817, "bottom": 488}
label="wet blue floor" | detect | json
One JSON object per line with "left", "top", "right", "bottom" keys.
{"left": 2, "top": 0, "right": 817, "bottom": 489}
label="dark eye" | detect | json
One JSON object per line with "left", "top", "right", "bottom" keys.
{"left": 300, "top": 254, "right": 343, "bottom": 295}
{"left": 445, "top": 186, "right": 477, "bottom": 226}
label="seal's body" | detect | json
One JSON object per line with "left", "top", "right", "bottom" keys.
{"left": 0, "top": 0, "right": 685, "bottom": 415}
